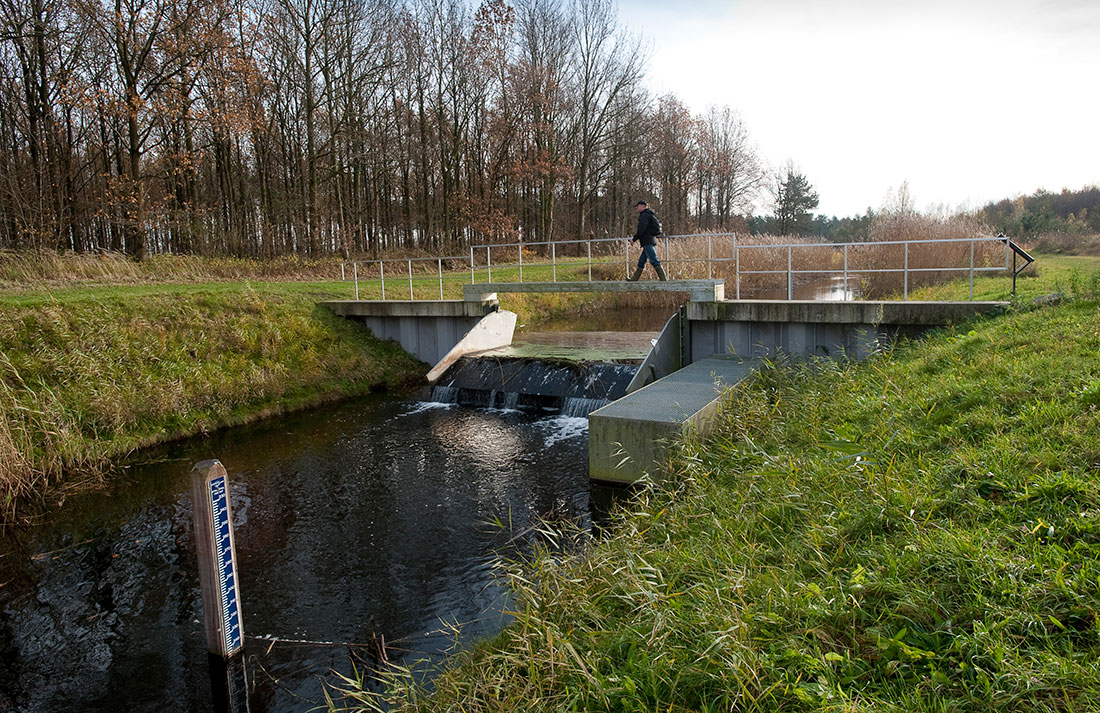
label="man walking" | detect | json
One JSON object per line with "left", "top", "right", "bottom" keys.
{"left": 627, "top": 200, "right": 667, "bottom": 281}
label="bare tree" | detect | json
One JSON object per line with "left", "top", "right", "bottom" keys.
{"left": 565, "top": 0, "right": 644, "bottom": 240}
{"left": 695, "top": 105, "right": 763, "bottom": 230}
{"left": 0, "top": 0, "right": 771, "bottom": 258}
{"left": 75, "top": 0, "right": 209, "bottom": 259}
{"left": 512, "top": 0, "right": 571, "bottom": 243}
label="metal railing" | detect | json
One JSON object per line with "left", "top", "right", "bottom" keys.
{"left": 342, "top": 234, "right": 1032, "bottom": 302}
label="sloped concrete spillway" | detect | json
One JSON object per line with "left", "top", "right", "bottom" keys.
{"left": 432, "top": 357, "right": 638, "bottom": 416}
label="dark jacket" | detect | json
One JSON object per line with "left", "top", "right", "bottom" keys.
{"left": 633, "top": 208, "right": 660, "bottom": 247}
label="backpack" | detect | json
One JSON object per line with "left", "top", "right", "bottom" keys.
{"left": 649, "top": 213, "right": 663, "bottom": 238}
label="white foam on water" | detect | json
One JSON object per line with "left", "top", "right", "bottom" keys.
{"left": 536, "top": 415, "right": 589, "bottom": 448}
{"left": 400, "top": 401, "right": 457, "bottom": 417}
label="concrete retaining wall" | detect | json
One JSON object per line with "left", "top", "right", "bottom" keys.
{"left": 321, "top": 300, "right": 498, "bottom": 366}
{"left": 685, "top": 300, "right": 1005, "bottom": 360}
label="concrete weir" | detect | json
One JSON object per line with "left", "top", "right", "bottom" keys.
{"left": 323, "top": 291, "right": 1007, "bottom": 486}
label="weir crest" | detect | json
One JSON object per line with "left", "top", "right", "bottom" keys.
{"left": 429, "top": 357, "right": 638, "bottom": 416}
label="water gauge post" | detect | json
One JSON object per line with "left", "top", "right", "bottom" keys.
{"left": 191, "top": 459, "right": 250, "bottom": 712}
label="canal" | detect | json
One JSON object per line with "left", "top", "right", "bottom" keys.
{"left": 0, "top": 391, "right": 619, "bottom": 712}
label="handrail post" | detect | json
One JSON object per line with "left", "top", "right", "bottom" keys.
{"left": 408, "top": 259, "right": 414, "bottom": 300}
{"left": 843, "top": 245, "right": 849, "bottom": 300}
{"left": 353, "top": 262, "right": 359, "bottom": 301}
{"left": 734, "top": 241, "right": 740, "bottom": 300}
{"left": 624, "top": 239, "right": 629, "bottom": 278}
{"left": 469, "top": 246, "right": 474, "bottom": 284}
{"left": 969, "top": 239, "right": 975, "bottom": 301}
{"left": 664, "top": 237, "right": 669, "bottom": 279}
{"left": 379, "top": 260, "right": 385, "bottom": 301}
{"left": 437, "top": 258, "right": 443, "bottom": 300}
{"left": 787, "top": 246, "right": 793, "bottom": 300}
{"left": 341, "top": 263, "right": 345, "bottom": 281}
{"left": 552, "top": 242, "right": 557, "bottom": 282}
{"left": 518, "top": 243, "right": 524, "bottom": 283}
{"left": 587, "top": 240, "right": 592, "bottom": 282}
{"left": 486, "top": 246, "right": 492, "bottom": 283}
{"left": 903, "top": 243, "right": 909, "bottom": 300}
{"left": 707, "top": 235, "right": 712, "bottom": 279}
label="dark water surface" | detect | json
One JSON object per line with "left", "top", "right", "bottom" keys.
{"left": 0, "top": 393, "right": 614, "bottom": 712}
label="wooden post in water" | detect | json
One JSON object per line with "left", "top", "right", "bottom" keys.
{"left": 191, "top": 459, "right": 245, "bottom": 659}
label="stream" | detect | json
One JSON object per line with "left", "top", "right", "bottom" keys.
{"left": 0, "top": 393, "right": 617, "bottom": 712}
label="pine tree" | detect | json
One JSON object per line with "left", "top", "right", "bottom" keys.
{"left": 773, "top": 164, "right": 820, "bottom": 236}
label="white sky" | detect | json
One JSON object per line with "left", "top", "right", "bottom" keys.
{"left": 615, "top": 0, "right": 1100, "bottom": 217}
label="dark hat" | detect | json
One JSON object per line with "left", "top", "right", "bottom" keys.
{"left": 634, "top": 200, "right": 648, "bottom": 207}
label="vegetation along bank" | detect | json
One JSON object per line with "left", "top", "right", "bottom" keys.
{"left": 0, "top": 279, "right": 424, "bottom": 524}
{"left": 340, "top": 261, "right": 1100, "bottom": 711}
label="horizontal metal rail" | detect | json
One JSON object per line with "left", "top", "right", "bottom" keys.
{"left": 343, "top": 235, "right": 1029, "bottom": 302}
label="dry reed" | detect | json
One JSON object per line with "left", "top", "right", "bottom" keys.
{"left": 0, "top": 250, "right": 350, "bottom": 290}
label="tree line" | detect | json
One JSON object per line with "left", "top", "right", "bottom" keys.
{"left": 754, "top": 178, "right": 1100, "bottom": 245}
{"left": 978, "top": 186, "right": 1100, "bottom": 239}
{"left": 0, "top": 0, "right": 768, "bottom": 259}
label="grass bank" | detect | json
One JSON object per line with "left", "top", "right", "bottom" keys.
{"left": 0, "top": 281, "right": 423, "bottom": 524}
{"left": 341, "top": 257, "right": 1100, "bottom": 712}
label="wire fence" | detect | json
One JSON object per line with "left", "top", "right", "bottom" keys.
{"left": 341, "top": 234, "right": 1032, "bottom": 302}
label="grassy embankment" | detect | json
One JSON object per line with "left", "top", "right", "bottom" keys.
{"left": 336, "top": 255, "right": 1100, "bottom": 712}
{"left": 0, "top": 273, "right": 427, "bottom": 524}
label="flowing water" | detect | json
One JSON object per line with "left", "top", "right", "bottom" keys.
{"left": 0, "top": 393, "right": 619, "bottom": 712}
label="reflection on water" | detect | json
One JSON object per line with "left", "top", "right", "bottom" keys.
{"left": 736, "top": 274, "right": 859, "bottom": 301}
{"left": 0, "top": 394, "right": 614, "bottom": 713}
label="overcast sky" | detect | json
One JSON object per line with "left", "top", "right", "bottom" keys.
{"left": 615, "top": 0, "right": 1100, "bottom": 217}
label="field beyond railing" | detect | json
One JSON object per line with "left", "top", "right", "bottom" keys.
{"left": 344, "top": 234, "right": 1033, "bottom": 302}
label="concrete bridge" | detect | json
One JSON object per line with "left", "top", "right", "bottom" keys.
{"left": 322, "top": 279, "right": 1007, "bottom": 484}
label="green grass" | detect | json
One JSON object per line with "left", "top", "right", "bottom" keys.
{"left": 336, "top": 255, "right": 1100, "bottom": 712}
{"left": 907, "top": 253, "right": 1100, "bottom": 302}
{"left": 0, "top": 281, "right": 422, "bottom": 523}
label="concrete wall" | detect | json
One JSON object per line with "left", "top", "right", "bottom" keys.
{"left": 321, "top": 300, "right": 497, "bottom": 366}
{"left": 590, "top": 358, "right": 757, "bottom": 484}
{"left": 624, "top": 310, "right": 682, "bottom": 393}
{"left": 685, "top": 300, "right": 1004, "bottom": 361}
{"left": 689, "top": 319, "right": 887, "bottom": 360}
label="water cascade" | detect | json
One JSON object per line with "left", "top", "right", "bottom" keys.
{"left": 431, "top": 357, "right": 638, "bottom": 416}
